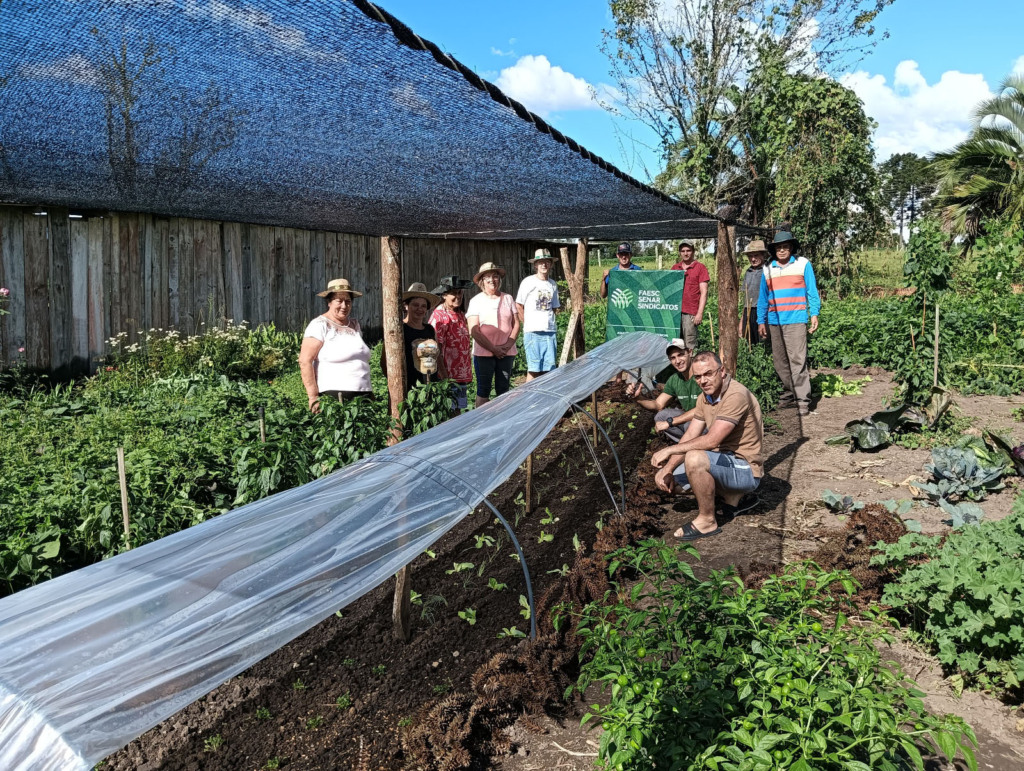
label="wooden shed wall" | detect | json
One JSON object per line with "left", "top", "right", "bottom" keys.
{"left": 0, "top": 205, "right": 549, "bottom": 373}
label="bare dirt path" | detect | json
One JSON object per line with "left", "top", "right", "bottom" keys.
{"left": 500, "top": 371, "right": 1024, "bottom": 771}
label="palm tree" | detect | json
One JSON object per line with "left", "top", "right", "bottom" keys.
{"left": 932, "top": 75, "right": 1024, "bottom": 241}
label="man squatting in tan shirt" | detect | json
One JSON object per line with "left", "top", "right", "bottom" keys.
{"left": 651, "top": 351, "right": 764, "bottom": 540}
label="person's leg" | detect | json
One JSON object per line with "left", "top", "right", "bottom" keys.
{"left": 704, "top": 451, "right": 760, "bottom": 509}
{"left": 654, "top": 407, "right": 687, "bottom": 441}
{"left": 676, "top": 450, "right": 718, "bottom": 534}
{"left": 524, "top": 331, "right": 540, "bottom": 382}
{"left": 782, "top": 323, "right": 811, "bottom": 412}
{"left": 769, "top": 324, "right": 796, "bottom": 406}
{"left": 474, "top": 356, "right": 495, "bottom": 407}
{"left": 537, "top": 332, "right": 556, "bottom": 377}
{"left": 493, "top": 356, "right": 515, "bottom": 396}
{"left": 680, "top": 314, "right": 698, "bottom": 351}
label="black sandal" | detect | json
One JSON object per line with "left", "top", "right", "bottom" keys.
{"left": 675, "top": 522, "right": 722, "bottom": 541}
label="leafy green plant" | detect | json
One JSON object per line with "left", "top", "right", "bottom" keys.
{"left": 305, "top": 715, "right": 323, "bottom": 730}
{"left": 372, "top": 664, "right": 386, "bottom": 677}
{"left": 255, "top": 706, "right": 272, "bottom": 720}
{"left": 203, "top": 735, "right": 225, "bottom": 753}
{"left": 810, "top": 373, "right": 870, "bottom": 398}
{"left": 917, "top": 448, "right": 1004, "bottom": 502}
{"left": 264, "top": 758, "right": 283, "bottom": 769}
{"left": 457, "top": 607, "right": 477, "bottom": 625}
{"left": 872, "top": 497, "right": 1024, "bottom": 696}
{"left": 564, "top": 540, "right": 977, "bottom": 771}
{"left": 519, "top": 594, "right": 531, "bottom": 620}
{"left": 820, "top": 490, "right": 864, "bottom": 516}
{"left": 292, "top": 679, "right": 305, "bottom": 691}
{"left": 335, "top": 693, "right": 352, "bottom": 709}
{"left": 826, "top": 404, "right": 926, "bottom": 451}
{"left": 487, "top": 577, "right": 507, "bottom": 591}
{"left": 497, "top": 626, "right": 526, "bottom": 639}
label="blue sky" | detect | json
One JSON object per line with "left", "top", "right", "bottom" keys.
{"left": 379, "top": 0, "right": 1024, "bottom": 180}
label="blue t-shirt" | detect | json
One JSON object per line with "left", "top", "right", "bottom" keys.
{"left": 604, "top": 262, "right": 643, "bottom": 284}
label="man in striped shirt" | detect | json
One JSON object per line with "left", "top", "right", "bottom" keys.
{"left": 757, "top": 232, "right": 821, "bottom": 416}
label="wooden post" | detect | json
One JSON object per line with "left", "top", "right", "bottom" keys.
{"left": 525, "top": 453, "right": 533, "bottom": 514}
{"left": 933, "top": 303, "right": 940, "bottom": 388}
{"left": 574, "top": 239, "right": 588, "bottom": 358}
{"left": 558, "top": 240, "right": 588, "bottom": 363}
{"left": 116, "top": 447, "right": 131, "bottom": 547}
{"left": 258, "top": 405, "right": 266, "bottom": 444}
{"left": 716, "top": 220, "right": 739, "bottom": 375}
{"left": 382, "top": 235, "right": 412, "bottom": 642}
{"left": 656, "top": 244, "right": 662, "bottom": 270}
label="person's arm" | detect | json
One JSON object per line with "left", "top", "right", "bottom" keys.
{"left": 651, "top": 417, "right": 734, "bottom": 467}
{"left": 694, "top": 270, "right": 709, "bottom": 325}
{"left": 298, "top": 337, "right": 324, "bottom": 412}
{"left": 502, "top": 295, "right": 520, "bottom": 354}
{"left": 757, "top": 271, "right": 769, "bottom": 338}
{"left": 805, "top": 260, "right": 821, "bottom": 334}
{"left": 654, "top": 406, "right": 696, "bottom": 434}
{"left": 467, "top": 315, "right": 500, "bottom": 356}
{"left": 600, "top": 269, "right": 610, "bottom": 298}
{"left": 635, "top": 390, "right": 674, "bottom": 413}
{"left": 515, "top": 302, "right": 526, "bottom": 324}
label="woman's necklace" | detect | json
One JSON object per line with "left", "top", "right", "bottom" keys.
{"left": 322, "top": 314, "right": 352, "bottom": 331}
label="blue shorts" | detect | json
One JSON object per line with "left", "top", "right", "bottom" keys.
{"left": 524, "top": 331, "right": 557, "bottom": 373}
{"left": 672, "top": 451, "right": 761, "bottom": 494}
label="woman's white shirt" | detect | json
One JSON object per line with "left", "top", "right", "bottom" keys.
{"left": 303, "top": 316, "right": 372, "bottom": 393}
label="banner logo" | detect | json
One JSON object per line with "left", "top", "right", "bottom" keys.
{"left": 610, "top": 287, "right": 634, "bottom": 309}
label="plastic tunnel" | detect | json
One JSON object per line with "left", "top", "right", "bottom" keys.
{"left": 0, "top": 332, "right": 668, "bottom": 770}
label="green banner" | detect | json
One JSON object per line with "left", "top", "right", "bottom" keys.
{"left": 605, "top": 270, "right": 684, "bottom": 342}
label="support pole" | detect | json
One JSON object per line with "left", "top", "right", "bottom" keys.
{"left": 590, "top": 391, "right": 599, "bottom": 446}
{"left": 382, "top": 235, "right": 412, "bottom": 642}
{"left": 574, "top": 238, "right": 588, "bottom": 359}
{"left": 933, "top": 303, "right": 940, "bottom": 388}
{"left": 116, "top": 447, "right": 131, "bottom": 547}
{"left": 558, "top": 241, "right": 588, "bottom": 364}
{"left": 716, "top": 220, "right": 739, "bottom": 375}
{"left": 258, "top": 405, "right": 266, "bottom": 444}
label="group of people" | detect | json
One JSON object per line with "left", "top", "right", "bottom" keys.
{"left": 626, "top": 230, "right": 821, "bottom": 539}
{"left": 298, "top": 250, "right": 562, "bottom": 414}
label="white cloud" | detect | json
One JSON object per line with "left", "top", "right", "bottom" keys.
{"left": 1013, "top": 55, "right": 1024, "bottom": 76}
{"left": 494, "top": 54, "right": 617, "bottom": 117}
{"left": 841, "top": 61, "right": 994, "bottom": 159}
{"left": 491, "top": 47, "right": 516, "bottom": 57}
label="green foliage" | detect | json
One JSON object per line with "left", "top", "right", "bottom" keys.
{"left": 872, "top": 497, "right": 1024, "bottom": 697}
{"left": 734, "top": 343, "right": 783, "bottom": 413}
{"left": 566, "top": 540, "right": 976, "bottom": 770}
{"left": 821, "top": 490, "right": 864, "bottom": 515}
{"left": 810, "top": 373, "right": 870, "bottom": 398}
{"left": 826, "top": 404, "right": 927, "bottom": 452}
{"left": 903, "top": 219, "right": 954, "bottom": 292}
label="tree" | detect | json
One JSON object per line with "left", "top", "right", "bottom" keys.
{"left": 932, "top": 74, "right": 1024, "bottom": 242}
{"left": 602, "top": 0, "right": 893, "bottom": 211}
{"left": 877, "top": 152, "right": 938, "bottom": 243}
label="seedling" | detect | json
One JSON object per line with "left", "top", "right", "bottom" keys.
{"left": 305, "top": 715, "right": 323, "bottom": 730}
{"left": 473, "top": 534, "right": 495, "bottom": 549}
{"left": 487, "top": 577, "right": 507, "bottom": 591}
{"left": 420, "top": 594, "right": 448, "bottom": 624}
{"left": 398, "top": 717, "right": 413, "bottom": 727}
{"left": 821, "top": 489, "right": 864, "bottom": 516}
{"left": 372, "top": 664, "right": 387, "bottom": 676}
{"left": 446, "top": 561, "right": 474, "bottom": 575}
{"left": 203, "top": 735, "right": 224, "bottom": 752}
{"left": 342, "top": 658, "right": 357, "bottom": 667}
{"left": 538, "top": 531, "right": 554, "bottom": 544}
{"left": 572, "top": 533, "right": 582, "bottom": 552}
{"left": 410, "top": 590, "right": 423, "bottom": 605}
{"left": 255, "top": 706, "right": 272, "bottom": 720}
{"left": 335, "top": 692, "right": 352, "bottom": 709}
{"left": 432, "top": 679, "right": 453, "bottom": 695}
{"left": 458, "top": 607, "right": 477, "bottom": 625}
{"left": 423, "top": 549, "right": 436, "bottom": 559}
{"left": 292, "top": 679, "right": 306, "bottom": 691}
{"left": 539, "top": 508, "right": 559, "bottom": 526}
{"left": 547, "top": 563, "right": 570, "bottom": 577}
{"left": 497, "top": 626, "right": 527, "bottom": 639}
{"left": 519, "top": 594, "right": 531, "bottom": 620}
{"left": 265, "top": 758, "right": 283, "bottom": 770}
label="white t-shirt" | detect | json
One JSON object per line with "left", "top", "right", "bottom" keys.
{"left": 515, "top": 275, "right": 560, "bottom": 333}
{"left": 303, "top": 317, "right": 372, "bottom": 393}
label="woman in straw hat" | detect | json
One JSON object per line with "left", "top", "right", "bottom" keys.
{"left": 299, "top": 278, "right": 372, "bottom": 411}
{"left": 467, "top": 262, "right": 519, "bottom": 407}
{"left": 381, "top": 282, "right": 447, "bottom": 397}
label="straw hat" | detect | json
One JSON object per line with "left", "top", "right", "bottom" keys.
{"left": 529, "top": 248, "right": 553, "bottom": 263}
{"left": 473, "top": 262, "right": 506, "bottom": 284}
{"left": 431, "top": 275, "right": 473, "bottom": 295}
{"left": 402, "top": 282, "right": 441, "bottom": 309}
{"left": 743, "top": 239, "right": 770, "bottom": 256}
{"left": 317, "top": 278, "right": 362, "bottom": 298}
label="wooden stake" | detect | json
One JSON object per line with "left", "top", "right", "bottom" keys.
{"left": 258, "top": 405, "right": 266, "bottom": 444}
{"left": 933, "top": 303, "right": 940, "bottom": 388}
{"left": 921, "top": 293, "right": 926, "bottom": 338}
{"left": 909, "top": 323, "right": 916, "bottom": 351}
{"left": 382, "top": 235, "right": 412, "bottom": 643}
{"left": 116, "top": 447, "right": 131, "bottom": 547}
{"left": 656, "top": 244, "right": 662, "bottom": 270}
{"left": 715, "top": 221, "right": 739, "bottom": 374}
{"left": 525, "top": 453, "right": 533, "bottom": 514}
{"left": 591, "top": 391, "right": 599, "bottom": 446}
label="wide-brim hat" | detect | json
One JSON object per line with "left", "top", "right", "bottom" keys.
{"left": 317, "top": 278, "right": 362, "bottom": 298}
{"left": 743, "top": 239, "right": 770, "bottom": 256}
{"left": 473, "top": 262, "right": 507, "bottom": 284}
{"left": 769, "top": 231, "right": 800, "bottom": 253}
{"left": 402, "top": 282, "right": 442, "bottom": 309}
{"left": 431, "top": 275, "right": 473, "bottom": 295}
{"left": 529, "top": 248, "right": 554, "bottom": 263}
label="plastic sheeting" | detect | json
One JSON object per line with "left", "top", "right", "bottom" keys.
{"left": 0, "top": 332, "right": 669, "bottom": 771}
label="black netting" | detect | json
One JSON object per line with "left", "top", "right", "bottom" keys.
{"left": 0, "top": 0, "right": 742, "bottom": 240}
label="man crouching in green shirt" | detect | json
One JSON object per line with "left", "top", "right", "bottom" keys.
{"left": 626, "top": 339, "right": 701, "bottom": 441}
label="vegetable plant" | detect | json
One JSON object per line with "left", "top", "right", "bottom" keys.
{"left": 917, "top": 448, "right": 1004, "bottom": 502}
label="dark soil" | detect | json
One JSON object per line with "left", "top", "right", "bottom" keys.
{"left": 104, "top": 386, "right": 656, "bottom": 771}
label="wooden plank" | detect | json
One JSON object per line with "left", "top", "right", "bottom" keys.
{"left": 193, "top": 217, "right": 210, "bottom": 328}
{"left": 22, "top": 210, "right": 50, "bottom": 370}
{"left": 296, "top": 228, "right": 311, "bottom": 329}
{"left": 70, "top": 218, "right": 89, "bottom": 368}
{"left": 154, "top": 218, "right": 169, "bottom": 329}
{"left": 87, "top": 216, "right": 105, "bottom": 367}
{"left": 212, "top": 221, "right": 226, "bottom": 323}
{"left": 178, "top": 219, "right": 195, "bottom": 332}
{"left": 240, "top": 223, "right": 253, "bottom": 323}
{"left": 167, "top": 218, "right": 180, "bottom": 329}
{"left": 222, "top": 221, "right": 243, "bottom": 323}
{"left": 0, "top": 207, "right": 26, "bottom": 367}
{"left": 121, "top": 213, "right": 141, "bottom": 339}
{"left": 272, "top": 227, "right": 287, "bottom": 328}
{"left": 309, "top": 230, "right": 326, "bottom": 322}
{"left": 48, "top": 207, "right": 73, "bottom": 372}
{"left": 107, "top": 212, "right": 121, "bottom": 341}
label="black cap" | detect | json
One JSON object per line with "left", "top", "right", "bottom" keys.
{"left": 616, "top": 242, "right": 632, "bottom": 254}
